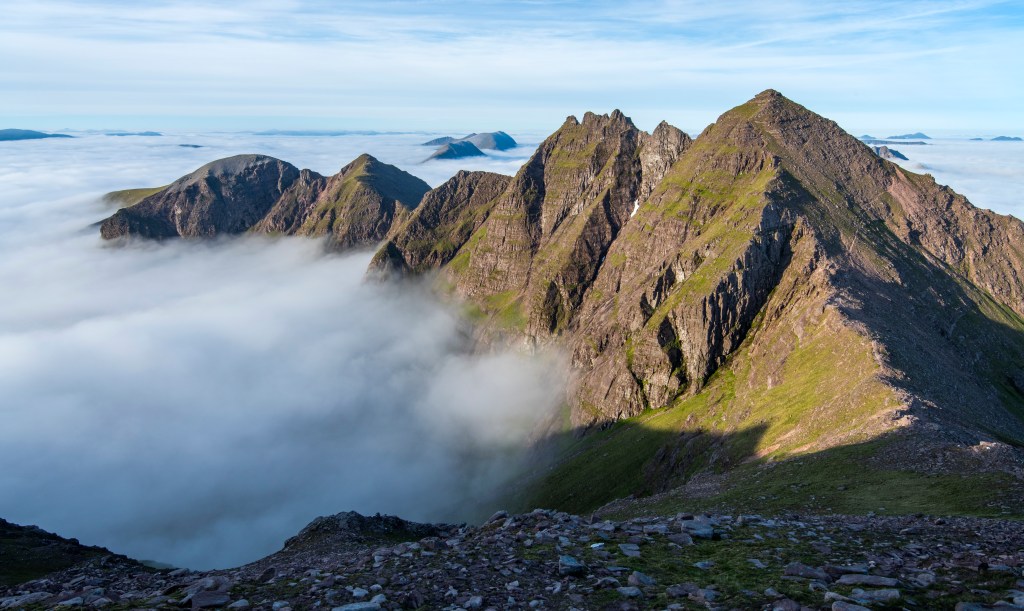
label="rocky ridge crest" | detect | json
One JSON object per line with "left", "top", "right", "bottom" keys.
{"left": 100, "top": 154, "right": 430, "bottom": 249}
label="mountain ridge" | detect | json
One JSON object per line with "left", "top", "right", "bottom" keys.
{"left": 370, "top": 89, "right": 1024, "bottom": 514}
{"left": 99, "top": 153, "right": 430, "bottom": 249}
{"left": 95, "top": 90, "right": 1024, "bottom": 520}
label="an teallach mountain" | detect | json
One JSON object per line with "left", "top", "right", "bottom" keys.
{"left": 15, "top": 89, "right": 1019, "bottom": 609}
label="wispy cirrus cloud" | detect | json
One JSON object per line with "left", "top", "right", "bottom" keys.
{"left": 0, "top": 1, "right": 1021, "bottom": 132}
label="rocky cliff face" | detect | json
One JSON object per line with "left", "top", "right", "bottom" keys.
{"left": 100, "top": 154, "right": 430, "bottom": 248}
{"left": 369, "top": 111, "right": 692, "bottom": 338}
{"left": 100, "top": 155, "right": 300, "bottom": 239}
{"left": 371, "top": 170, "right": 511, "bottom": 276}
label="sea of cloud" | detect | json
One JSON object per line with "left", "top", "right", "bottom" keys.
{"left": 886, "top": 137, "right": 1024, "bottom": 221}
{"left": 0, "top": 131, "right": 560, "bottom": 570}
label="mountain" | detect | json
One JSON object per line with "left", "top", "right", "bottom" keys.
{"left": 887, "top": 132, "right": 931, "bottom": 139}
{"left": 371, "top": 90, "right": 1024, "bottom": 516}
{"left": 372, "top": 170, "right": 511, "bottom": 276}
{"left": 872, "top": 145, "right": 908, "bottom": 160}
{"left": 992, "top": 136, "right": 1023, "bottom": 142}
{"left": 378, "top": 111, "right": 692, "bottom": 341}
{"left": 425, "top": 140, "right": 486, "bottom": 161}
{"left": 423, "top": 131, "right": 518, "bottom": 151}
{"left": 0, "top": 129, "right": 72, "bottom": 141}
{"left": 100, "top": 153, "right": 430, "bottom": 248}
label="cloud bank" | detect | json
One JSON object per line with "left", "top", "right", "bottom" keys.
{"left": 888, "top": 138, "right": 1024, "bottom": 221}
{"left": 0, "top": 134, "right": 561, "bottom": 570}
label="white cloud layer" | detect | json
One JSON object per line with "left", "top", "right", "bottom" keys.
{"left": 0, "top": 134, "right": 560, "bottom": 570}
{"left": 887, "top": 138, "right": 1024, "bottom": 220}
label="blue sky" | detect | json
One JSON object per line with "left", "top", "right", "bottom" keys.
{"left": 1, "top": 0, "right": 1022, "bottom": 133}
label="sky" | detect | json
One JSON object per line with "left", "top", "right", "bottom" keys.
{"left": 1, "top": 0, "right": 1022, "bottom": 133}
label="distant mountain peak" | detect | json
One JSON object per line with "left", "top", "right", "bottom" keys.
{"left": 100, "top": 153, "right": 429, "bottom": 246}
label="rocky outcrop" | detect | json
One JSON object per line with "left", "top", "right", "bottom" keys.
{"left": 285, "top": 154, "right": 431, "bottom": 248}
{"left": 637, "top": 121, "right": 692, "bottom": 202}
{"left": 281, "top": 511, "right": 441, "bottom": 555}
{"left": 0, "top": 518, "right": 123, "bottom": 587}
{"left": 385, "top": 110, "right": 692, "bottom": 337}
{"left": 100, "top": 154, "right": 430, "bottom": 248}
{"left": 0, "top": 129, "right": 72, "bottom": 141}
{"left": 4, "top": 510, "right": 1024, "bottom": 610}
{"left": 370, "top": 170, "right": 511, "bottom": 276}
{"left": 872, "top": 145, "right": 908, "bottom": 160}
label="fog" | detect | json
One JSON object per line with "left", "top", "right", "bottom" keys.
{"left": 0, "top": 132, "right": 562, "bottom": 570}
{"left": 887, "top": 137, "right": 1024, "bottom": 221}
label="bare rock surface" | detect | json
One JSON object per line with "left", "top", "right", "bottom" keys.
{"left": 4, "top": 510, "right": 1024, "bottom": 610}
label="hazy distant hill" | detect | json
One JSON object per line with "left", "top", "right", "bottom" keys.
{"left": 425, "top": 140, "right": 486, "bottom": 161}
{"left": 421, "top": 131, "right": 518, "bottom": 160}
{"left": 0, "top": 129, "right": 73, "bottom": 141}
{"left": 887, "top": 132, "right": 931, "bottom": 139}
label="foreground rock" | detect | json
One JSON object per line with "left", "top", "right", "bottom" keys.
{"left": 3, "top": 510, "right": 1023, "bottom": 610}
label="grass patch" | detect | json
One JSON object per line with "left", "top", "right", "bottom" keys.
{"left": 101, "top": 185, "right": 167, "bottom": 207}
